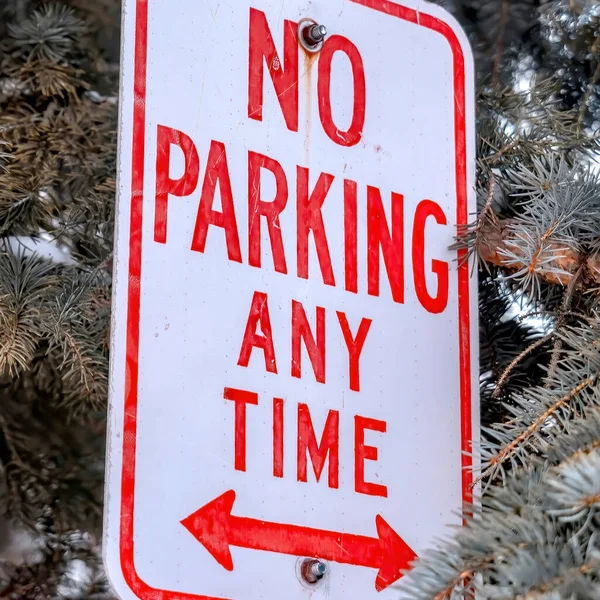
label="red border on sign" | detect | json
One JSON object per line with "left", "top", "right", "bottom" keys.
{"left": 118, "top": 0, "right": 473, "bottom": 597}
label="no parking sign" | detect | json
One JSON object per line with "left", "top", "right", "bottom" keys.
{"left": 104, "top": 1, "right": 478, "bottom": 598}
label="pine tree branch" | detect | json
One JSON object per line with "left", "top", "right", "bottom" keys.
{"left": 477, "top": 217, "right": 600, "bottom": 286}
{"left": 476, "top": 375, "right": 598, "bottom": 485}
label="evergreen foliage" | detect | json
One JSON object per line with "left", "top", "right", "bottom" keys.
{"left": 0, "top": 0, "right": 118, "bottom": 596}
{"left": 404, "top": 0, "right": 600, "bottom": 597}
{"left": 1, "top": 0, "right": 600, "bottom": 598}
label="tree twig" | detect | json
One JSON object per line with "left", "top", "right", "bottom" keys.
{"left": 492, "top": 0, "right": 510, "bottom": 87}
{"left": 492, "top": 333, "right": 553, "bottom": 399}
{"left": 545, "top": 265, "right": 584, "bottom": 387}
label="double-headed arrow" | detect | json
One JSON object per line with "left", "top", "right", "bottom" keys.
{"left": 181, "top": 490, "right": 416, "bottom": 591}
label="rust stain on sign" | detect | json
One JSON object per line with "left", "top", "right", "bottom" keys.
{"left": 301, "top": 47, "right": 318, "bottom": 165}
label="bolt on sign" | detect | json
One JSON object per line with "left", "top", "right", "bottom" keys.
{"left": 104, "top": 0, "right": 477, "bottom": 598}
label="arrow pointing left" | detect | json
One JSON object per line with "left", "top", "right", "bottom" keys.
{"left": 181, "top": 490, "right": 417, "bottom": 591}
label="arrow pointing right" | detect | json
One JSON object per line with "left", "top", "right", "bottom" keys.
{"left": 181, "top": 490, "right": 417, "bottom": 591}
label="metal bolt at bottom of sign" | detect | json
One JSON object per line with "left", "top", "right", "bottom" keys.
{"left": 297, "top": 19, "right": 328, "bottom": 53}
{"left": 300, "top": 558, "right": 327, "bottom": 584}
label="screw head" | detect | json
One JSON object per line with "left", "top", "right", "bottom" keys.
{"left": 300, "top": 558, "right": 327, "bottom": 584}
{"left": 297, "top": 19, "right": 328, "bottom": 53}
{"left": 308, "top": 24, "right": 327, "bottom": 43}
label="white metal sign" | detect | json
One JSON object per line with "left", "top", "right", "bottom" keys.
{"left": 104, "top": 1, "right": 477, "bottom": 598}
